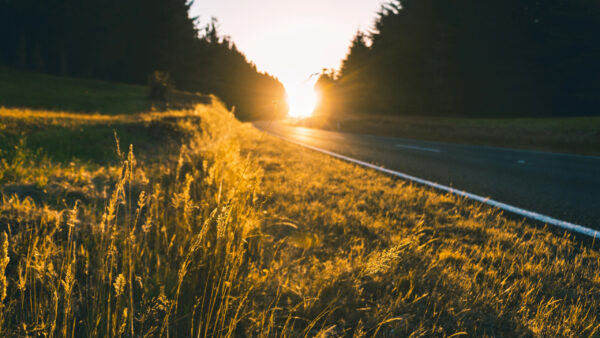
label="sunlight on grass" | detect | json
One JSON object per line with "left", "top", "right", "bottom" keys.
{"left": 0, "top": 102, "right": 266, "bottom": 336}
{"left": 0, "top": 102, "right": 599, "bottom": 336}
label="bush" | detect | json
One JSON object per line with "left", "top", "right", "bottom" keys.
{"left": 148, "top": 71, "right": 172, "bottom": 101}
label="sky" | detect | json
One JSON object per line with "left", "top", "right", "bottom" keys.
{"left": 190, "top": 0, "right": 386, "bottom": 116}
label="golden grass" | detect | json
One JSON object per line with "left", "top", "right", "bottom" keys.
{"left": 237, "top": 121, "right": 600, "bottom": 336}
{"left": 0, "top": 105, "right": 211, "bottom": 127}
{"left": 0, "top": 102, "right": 599, "bottom": 336}
{"left": 0, "top": 102, "right": 267, "bottom": 336}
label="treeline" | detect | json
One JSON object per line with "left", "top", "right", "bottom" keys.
{"left": 315, "top": 0, "right": 600, "bottom": 118}
{"left": 0, "top": 0, "right": 287, "bottom": 120}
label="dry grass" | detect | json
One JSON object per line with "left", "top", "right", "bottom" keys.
{"left": 0, "top": 102, "right": 267, "bottom": 336}
{"left": 0, "top": 101, "right": 599, "bottom": 337}
{"left": 238, "top": 122, "right": 600, "bottom": 336}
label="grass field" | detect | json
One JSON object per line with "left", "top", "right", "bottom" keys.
{"left": 0, "top": 67, "right": 210, "bottom": 115}
{"left": 0, "top": 67, "right": 153, "bottom": 115}
{"left": 294, "top": 113, "right": 600, "bottom": 156}
{"left": 0, "top": 71, "right": 599, "bottom": 336}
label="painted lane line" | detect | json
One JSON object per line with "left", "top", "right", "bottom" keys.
{"left": 396, "top": 144, "right": 441, "bottom": 153}
{"left": 265, "top": 131, "right": 599, "bottom": 239}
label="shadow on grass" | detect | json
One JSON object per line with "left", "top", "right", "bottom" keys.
{"left": 0, "top": 121, "right": 184, "bottom": 165}
{"left": 0, "top": 67, "right": 153, "bottom": 115}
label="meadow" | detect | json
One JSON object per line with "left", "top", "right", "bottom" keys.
{"left": 0, "top": 71, "right": 599, "bottom": 336}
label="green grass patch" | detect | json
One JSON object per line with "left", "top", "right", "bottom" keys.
{"left": 1, "top": 123, "right": 181, "bottom": 165}
{"left": 0, "top": 109, "right": 188, "bottom": 165}
{"left": 0, "top": 67, "right": 152, "bottom": 114}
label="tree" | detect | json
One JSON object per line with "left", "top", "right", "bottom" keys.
{"left": 314, "top": 0, "right": 600, "bottom": 118}
{"left": 0, "top": 0, "right": 288, "bottom": 120}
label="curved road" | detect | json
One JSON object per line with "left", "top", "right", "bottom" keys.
{"left": 255, "top": 122, "right": 600, "bottom": 230}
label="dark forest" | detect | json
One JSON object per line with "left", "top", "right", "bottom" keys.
{"left": 316, "top": 0, "right": 600, "bottom": 118}
{"left": 0, "top": 0, "right": 288, "bottom": 120}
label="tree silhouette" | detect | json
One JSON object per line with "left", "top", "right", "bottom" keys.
{"left": 315, "top": 0, "right": 600, "bottom": 118}
{"left": 0, "top": 0, "right": 288, "bottom": 120}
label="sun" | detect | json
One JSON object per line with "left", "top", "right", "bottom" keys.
{"left": 286, "top": 81, "right": 318, "bottom": 118}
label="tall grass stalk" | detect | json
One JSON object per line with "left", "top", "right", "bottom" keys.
{"left": 0, "top": 101, "right": 268, "bottom": 336}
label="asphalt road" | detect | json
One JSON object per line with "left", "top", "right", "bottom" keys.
{"left": 255, "top": 122, "right": 600, "bottom": 230}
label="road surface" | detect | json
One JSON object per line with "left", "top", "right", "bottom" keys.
{"left": 255, "top": 122, "right": 600, "bottom": 230}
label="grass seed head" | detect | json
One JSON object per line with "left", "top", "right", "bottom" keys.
{"left": 0, "top": 233, "right": 9, "bottom": 302}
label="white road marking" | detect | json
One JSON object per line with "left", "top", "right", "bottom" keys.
{"left": 396, "top": 144, "right": 441, "bottom": 153}
{"left": 265, "top": 131, "right": 599, "bottom": 239}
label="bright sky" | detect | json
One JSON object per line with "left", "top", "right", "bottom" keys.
{"left": 190, "top": 0, "right": 385, "bottom": 117}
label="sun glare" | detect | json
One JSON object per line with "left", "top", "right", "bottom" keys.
{"left": 286, "top": 82, "right": 318, "bottom": 118}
